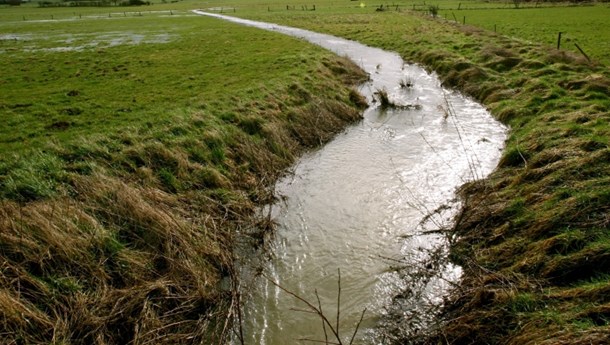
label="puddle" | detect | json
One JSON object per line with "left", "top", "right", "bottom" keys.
{"left": 2, "top": 31, "right": 176, "bottom": 53}
{"left": 196, "top": 11, "right": 507, "bottom": 344}
{"left": 0, "top": 33, "right": 33, "bottom": 41}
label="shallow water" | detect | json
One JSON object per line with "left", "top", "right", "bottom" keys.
{"left": 193, "top": 11, "right": 507, "bottom": 344}
{"left": 0, "top": 27, "right": 175, "bottom": 54}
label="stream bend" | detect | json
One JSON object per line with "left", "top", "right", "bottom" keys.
{"left": 193, "top": 11, "right": 507, "bottom": 344}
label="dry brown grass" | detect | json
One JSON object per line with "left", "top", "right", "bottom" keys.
{"left": 0, "top": 51, "right": 369, "bottom": 343}
{"left": 0, "top": 174, "right": 235, "bottom": 344}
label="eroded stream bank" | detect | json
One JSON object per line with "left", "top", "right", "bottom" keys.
{"left": 194, "top": 11, "right": 507, "bottom": 344}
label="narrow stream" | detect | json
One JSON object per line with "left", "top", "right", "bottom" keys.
{"left": 194, "top": 11, "right": 507, "bottom": 344}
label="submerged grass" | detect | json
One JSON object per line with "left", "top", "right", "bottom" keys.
{"left": 223, "top": 2, "right": 610, "bottom": 344}
{"left": 0, "top": 7, "right": 368, "bottom": 343}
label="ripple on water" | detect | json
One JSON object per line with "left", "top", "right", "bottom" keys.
{"left": 192, "top": 11, "right": 507, "bottom": 344}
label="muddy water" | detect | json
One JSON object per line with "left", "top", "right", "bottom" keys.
{"left": 194, "top": 11, "right": 507, "bottom": 344}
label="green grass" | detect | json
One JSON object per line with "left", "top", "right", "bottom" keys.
{"left": 0, "top": 11, "right": 331, "bottom": 152}
{"left": 0, "top": 4, "right": 368, "bottom": 343}
{"left": 2, "top": 0, "right": 610, "bottom": 343}
{"left": 5, "top": 0, "right": 608, "bottom": 63}
{"left": 0, "top": 7, "right": 369, "bottom": 201}
{"left": 438, "top": 5, "right": 610, "bottom": 65}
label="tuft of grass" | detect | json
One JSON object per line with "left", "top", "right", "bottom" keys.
{"left": 374, "top": 88, "right": 393, "bottom": 109}
{"left": 374, "top": 88, "right": 422, "bottom": 110}
{"left": 399, "top": 76, "right": 414, "bottom": 89}
{"left": 0, "top": 152, "right": 66, "bottom": 202}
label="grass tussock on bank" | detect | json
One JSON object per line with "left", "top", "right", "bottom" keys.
{"left": 404, "top": 17, "right": 610, "bottom": 345}
{"left": 0, "top": 11, "right": 368, "bottom": 343}
{"left": 238, "top": 7, "right": 610, "bottom": 344}
{"left": 0, "top": 178, "right": 233, "bottom": 343}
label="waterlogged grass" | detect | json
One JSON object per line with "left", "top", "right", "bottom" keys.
{"left": 210, "top": 2, "right": 610, "bottom": 343}
{"left": 6, "top": 0, "right": 608, "bottom": 63}
{"left": 0, "top": 9, "right": 367, "bottom": 199}
{"left": 1, "top": 13, "right": 330, "bottom": 151}
{"left": 0, "top": 6, "right": 368, "bottom": 343}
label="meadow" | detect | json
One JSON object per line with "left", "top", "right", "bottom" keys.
{"left": 0, "top": 4, "right": 367, "bottom": 343}
{"left": 0, "top": 6, "right": 368, "bottom": 198}
{"left": 0, "top": 9, "right": 321, "bottom": 152}
{"left": 177, "top": 0, "right": 610, "bottom": 65}
{"left": 436, "top": 3, "right": 610, "bottom": 65}
{"left": 1, "top": 0, "right": 609, "bottom": 344}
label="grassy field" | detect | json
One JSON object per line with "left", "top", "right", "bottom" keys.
{"left": 4, "top": 0, "right": 608, "bottom": 62}
{"left": 2, "top": 0, "right": 610, "bottom": 344}
{"left": 0, "top": 7, "right": 368, "bottom": 197}
{"left": 0, "top": 5, "right": 368, "bottom": 343}
{"left": 1, "top": 10, "right": 316, "bottom": 151}
{"left": 436, "top": 4, "right": 610, "bottom": 65}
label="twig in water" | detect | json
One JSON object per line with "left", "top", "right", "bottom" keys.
{"left": 316, "top": 289, "right": 329, "bottom": 344}
{"left": 263, "top": 270, "right": 366, "bottom": 345}
{"left": 349, "top": 309, "right": 367, "bottom": 345}
{"left": 441, "top": 91, "right": 482, "bottom": 180}
{"left": 336, "top": 268, "right": 341, "bottom": 337}
{"left": 264, "top": 274, "right": 341, "bottom": 342}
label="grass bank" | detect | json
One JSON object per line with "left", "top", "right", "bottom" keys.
{"left": 0, "top": 8, "right": 368, "bottom": 343}
{"left": 227, "top": 3, "right": 610, "bottom": 344}
{"left": 436, "top": 3, "right": 610, "bottom": 65}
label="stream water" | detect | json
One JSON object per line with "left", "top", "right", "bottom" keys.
{"left": 194, "top": 11, "right": 507, "bottom": 344}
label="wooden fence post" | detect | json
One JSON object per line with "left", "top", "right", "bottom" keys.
{"left": 574, "top": 43, "right": 591, "bottom": 62}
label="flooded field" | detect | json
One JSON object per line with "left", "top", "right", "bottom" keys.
{"left": 0, "top": 30, "right": 176, "bottom": 53}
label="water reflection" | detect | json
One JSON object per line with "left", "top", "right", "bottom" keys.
{"left": 193, "top": 11, "right": 507, "bottom": 344}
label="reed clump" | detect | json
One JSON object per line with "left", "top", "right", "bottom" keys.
{"left": 374, "top": 88, "right": 422, "bottom": 110}
{"left": 374, "top": 88, "right": 394, "bottom": 109}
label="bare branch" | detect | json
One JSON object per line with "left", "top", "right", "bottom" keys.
{"left": 290, "top": 308, "right": 318, "bottom": 314}
{"left": 336, "top": 268, "right": 341, "bottom": 337}
{"left": 349, "top": 308, "right": 367, "bottom": 345}
{"left": 263, "top": 274, "right": 342, "bottom": 343}
{"left": 315, "top": 289, "right": 329, "bottom": 344}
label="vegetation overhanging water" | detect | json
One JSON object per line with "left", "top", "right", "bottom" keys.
{"left": 194, "top": 11, "right": 507, "bottom": 344}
